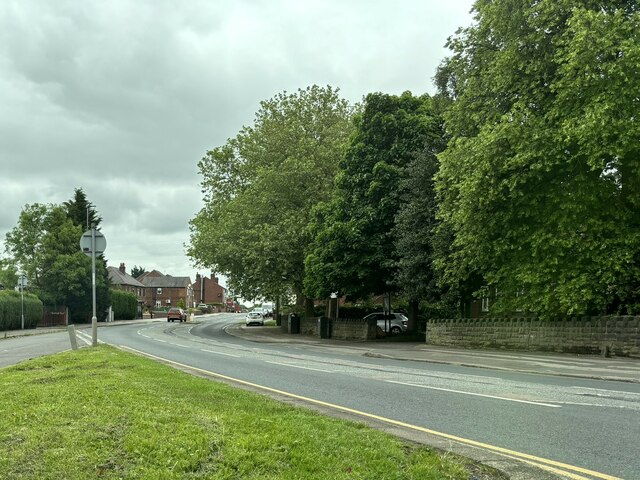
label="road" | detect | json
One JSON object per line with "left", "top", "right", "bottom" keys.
{"left": 3, "top": 314, "right": 639, "bottom": 480}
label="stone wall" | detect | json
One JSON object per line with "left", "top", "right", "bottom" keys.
{"left": 331, "top": 318, "right": 377, "bottom": 341}
{"left": 300, "top": 316, "right": 318, "bottom": 336}
{"left": 281, "top": 316, "right": 377, "bottom": 341}
{"left": 427, "top": 316, "right": 640, "bottom": 357}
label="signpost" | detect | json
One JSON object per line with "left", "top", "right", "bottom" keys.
{"left": 18, "top": 273, "right": 28, "bottom": 329}
{"left": 79, "top": 227, "right": 106, "bottom": 347}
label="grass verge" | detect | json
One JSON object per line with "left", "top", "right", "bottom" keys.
{"left": 0, "top": 346, "right": 503, "bottom": 479}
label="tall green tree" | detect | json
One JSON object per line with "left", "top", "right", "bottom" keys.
{"left": 435, "top": 0, "right": 640, "bottom": 318}
{"left": 4, "top": 194, "right": 110, "bottom": 322}
{"left": 305, "top": 92, "right": 447, "bottom": 329}
{"left": 0, "top": 257, "right": 18, "bottom": 289}
{"left": 64, "top": 187, "right": 102, "bottom": 229}
{"left": 189, "top": 85, "right": 354, "bottom": 303}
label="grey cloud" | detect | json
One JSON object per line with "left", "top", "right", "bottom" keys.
{"left": 0, "top": 0, "right": 473, "bottom": 280}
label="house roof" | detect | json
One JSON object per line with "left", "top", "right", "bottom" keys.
{"left": 108, "top": 266, "right": 145, "bottom": 288}
{"left": 136, "top": 270, "right": 164, "bottom": 282}
{"left": 139, "top": 275, "right": 191, "bottom": 288}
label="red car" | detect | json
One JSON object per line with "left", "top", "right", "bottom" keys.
{"left": 167, "top": 307, "right": 187, "bottom": 323}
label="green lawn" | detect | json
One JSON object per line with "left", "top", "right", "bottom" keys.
{"left": 0, "top": 346, "right": 501, "bottom": 479}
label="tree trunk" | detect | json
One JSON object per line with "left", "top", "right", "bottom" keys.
{"left": 304, "top": 297, "right": 315, "bottom": 318}
{"left": 407, "top": 299, "right": 419, "bottom": 333}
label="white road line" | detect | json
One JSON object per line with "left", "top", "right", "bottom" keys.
{"left": 156, "top": 339, "right": 167, "bottom": 343}
{"left": 118, "top": 347, "right": 620, "bottom": 480}
{"left": 265, "top": 361, "right": 334, "bottom": 373}
{"left": 386, "top": 380, "right": 561, "bottom": 408}
{"left": 75, "top": 331, "right": 104, "bottom": 345}
{"left": 200, "top": 349, "right": 241, "bottom": 358}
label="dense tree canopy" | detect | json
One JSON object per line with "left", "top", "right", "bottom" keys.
{"left": 435, "top": 0, "right": 640, "bottom": 317}
{"left": 3, "top": 192, "right": 110, "bottom": 322}
{"left": 305, "top": 92, "right": 447, "bottom": 309}
{"left": 64, "top": 187, "right": 102, "bottom": 229}
{"left": 188, "top": 85, "right": 354, "bottom": 302}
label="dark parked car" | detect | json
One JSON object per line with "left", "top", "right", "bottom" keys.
{"left": 167, "top": 307, "right": 187, "bottom": 323}
{"left": 362, "top": 312, "right": 408, "bottom": 335}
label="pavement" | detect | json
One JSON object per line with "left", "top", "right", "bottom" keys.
{"left": 3, "top": 317, "right": 640, "bottom": 383}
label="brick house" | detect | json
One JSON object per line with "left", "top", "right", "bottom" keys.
{"left": 138, "top": 270, "right": 194, "bottom": 310}
{"left": 107, "top": 263, "right": 146, "bottom": 302}
{"left": 193, "top": 273, "right": 227, "bottom": 311}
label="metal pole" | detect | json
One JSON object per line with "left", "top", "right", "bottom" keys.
{"left": 91, "top": 227, "right": 97, "bottom": 347}
{"left": 20, "top": 279, "right": 24, "bottom": 330}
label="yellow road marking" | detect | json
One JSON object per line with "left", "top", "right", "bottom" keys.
{"left": 120, "top": 346, "right": 622, "bottom": 480}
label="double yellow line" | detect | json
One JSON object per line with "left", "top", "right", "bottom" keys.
{"left": 121, "top": 346, "right": 622, "bottom": 480}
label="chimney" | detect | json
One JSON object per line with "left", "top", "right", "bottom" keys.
{"left": 119, "top": 263, "right": 126, "bottom": 274}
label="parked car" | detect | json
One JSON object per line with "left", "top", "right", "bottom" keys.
{"left": 197, "top": 303, "right": 210, "bottom": 313}
{"left": 246, "top": 311, "right": 264, "bottom": 326}
{"left": 167, "top": 307, "right": 187, "bottom": 323}
{"left": 362, "top": 312, "right": 408, "bottom": 335}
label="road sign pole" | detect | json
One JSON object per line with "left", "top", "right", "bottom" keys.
{"left": 21, "top": 281, "right": 24, "bottom": 330}
{"left": 79, "top": 227, "right": 106, "bottom": 347}
{"left": 91, "top": 227, "right": 97, "bottom": 347}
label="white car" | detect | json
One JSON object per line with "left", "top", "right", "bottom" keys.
{"left": 245, "top": 311, "right": 264, "bottom": 326}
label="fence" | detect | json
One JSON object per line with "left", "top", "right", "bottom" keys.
{"left": 39, "top": 306, "right": 69, "bottom": 327}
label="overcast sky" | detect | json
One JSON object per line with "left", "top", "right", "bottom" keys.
{"left": 0, "top": 0, "right": 474, "bottom": 286}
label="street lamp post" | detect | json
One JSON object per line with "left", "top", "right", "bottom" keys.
{"left": 80, "top": 226, "right": 106, "bottom": 347}
{"left": 18, "top": 273, "right": 27, "bottom": 330}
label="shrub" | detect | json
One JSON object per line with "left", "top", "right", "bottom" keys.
{"left": 0, "top": 290, "right": 43, "bottom": 331}
{"left": 111, "top": 289, "right": 138, "bottom": 320}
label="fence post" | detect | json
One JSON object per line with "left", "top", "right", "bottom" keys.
{"left": 67, "top": 325, "right": 78, "bottom": 350}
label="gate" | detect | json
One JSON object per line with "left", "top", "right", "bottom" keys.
{"left": 40, "top": 306, "right": 68, "bottom": 327}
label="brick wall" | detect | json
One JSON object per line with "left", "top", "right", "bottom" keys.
{"left": 427, "top": 316, "right": 640, "bottom": 357}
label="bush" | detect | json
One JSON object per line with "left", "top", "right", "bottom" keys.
{"left": 111, "top": 289, "right": 138, "bottom": 320}
{"left": 0, "top": 290, "right": 43, "bottom": 331}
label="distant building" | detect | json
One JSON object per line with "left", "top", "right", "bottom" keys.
{"left": 138, "top": 270, "right": 194, "bottom": 310}
{"left": 193, "top": 273, "right": 227, "bottom": 311}
{"left": 107, "top": 263, "right": 146, "bottom": 302}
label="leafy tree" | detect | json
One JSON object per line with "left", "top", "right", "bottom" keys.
{"left": 0, "top": 257, "right": 18, "bottom": 290}
{"left": 189, "top": 85, "right": 354, "bottom": 304}
{"left": 435, "top": 0, "right": 640, "bottom": 318}
{"left": 4, "top": 197, "right": 110, "bottom": 322}
{"left": 64, "top": 187, "right": 102, "bottom": 229}
{"left": 305, "top": 92, "right": 447, "bottom": 330}
{"left": 131, "top": 265, "right": 146, "bottom": 279}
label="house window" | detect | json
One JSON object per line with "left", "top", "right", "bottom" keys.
{"left": 155, "top": 300, "right": 161, "bottom": 308}
{"left": 166, "top": 299, "right": 171, "bottom": 304}
{"left": 157, "top": 288, "right": 162, "bottom": 295}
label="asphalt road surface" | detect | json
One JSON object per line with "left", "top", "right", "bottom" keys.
{"left": 3, "top": 314, "right": 639, "bottom": 480}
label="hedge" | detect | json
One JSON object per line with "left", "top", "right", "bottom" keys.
{"left": 111, "top": 289, "right": 138, "bottom": 320}
{"left": 0, "top": 290, "right": 44, "bottom": 331}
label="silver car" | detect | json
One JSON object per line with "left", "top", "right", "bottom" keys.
{"left": 245, "top": 311, "right": 264, "bottom": 326}
{"left": 362, "top": 312, "right": 408, "bottom": 335}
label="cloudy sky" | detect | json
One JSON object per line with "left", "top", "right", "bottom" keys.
{"left": 0, "top": 0, "right": 474, "bottom": 285}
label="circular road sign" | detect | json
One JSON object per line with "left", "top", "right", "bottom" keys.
{"left": 80, "top": 229, "right": 107, "bottom": 257}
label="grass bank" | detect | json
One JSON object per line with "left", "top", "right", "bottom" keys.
{"left": 0, "top": 346, "right": 502, "bottom": 479}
